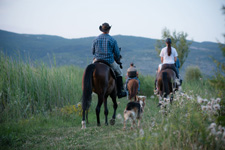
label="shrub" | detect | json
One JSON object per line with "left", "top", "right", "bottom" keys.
{"left": 185, "top": 66, "right": 202, "bottom": 81}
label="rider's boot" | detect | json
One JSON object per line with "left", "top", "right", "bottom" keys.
{"left": 117, "top": 76, "right": 127, "bottom": 98}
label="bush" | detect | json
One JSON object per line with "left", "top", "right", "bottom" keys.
{"left": 185, "top": 66, "right": 202, "bottom": 81}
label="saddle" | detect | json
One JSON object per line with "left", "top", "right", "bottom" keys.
{"left": 93, "top": 60, "right": 116, "bottom": 80}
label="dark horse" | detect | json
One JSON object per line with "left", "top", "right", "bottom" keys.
{"left": 81, "top": 62, "right": 118, "bottom": 129}
{"left": 127, "top": 79, "right": 139, "bottom": 101}
{"left": 157, "top": 69, "right": 176, "bottom": 101}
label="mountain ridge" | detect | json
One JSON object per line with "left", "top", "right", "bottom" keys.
{"left": 0, "top": 29, "right": 224, "bottom": 77}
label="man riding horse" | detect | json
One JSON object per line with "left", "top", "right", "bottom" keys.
{"left": 92, "top": 22, "right": 127, "bottom": 98}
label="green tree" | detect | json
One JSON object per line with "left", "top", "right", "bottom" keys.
{"left": 155, "top": 28, "right": 192, "bottom": 69}
{"left": 209, "top": 6, "right": 225, "bottom": 98}
{"left": 209, "top": 5, "right": 225, "bottom": 125}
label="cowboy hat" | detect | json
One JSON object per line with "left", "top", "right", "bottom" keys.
{"left": 99, "top": 23, "right": 111, "bottom": 32}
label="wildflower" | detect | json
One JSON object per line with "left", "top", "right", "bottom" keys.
{"left": 187, "top": 95, "right": 193, "bottom": 100}
{"left": 216, "top": 131, "right": 223, "bottom": 136}
{"left": 181, "top": 92, "right": 185, "bottom": 97}
{"left": 207, "top": 102, "right": 212, "bottom": 106}
{"left": 210, "top": 128, "right": 217, "bottom": 136}
{"left": 221, "top": 127, "right": 225, "bottom": 132}
{"left": 216, "top": 98, "right": 221, "bottom": 104}
{"left": 208, "top": 123, "right": 217, "bottom": 130}
{"left": 139, "top": 129, "right": 144, "bottom": 137}
{"left": 164, "top": 124, "right": 168, "bottom": 131}
{"left": 213, "top": 104, "right": 220, "bottom": 110}
{"left": 207, "top": 106, "right": 212, "bottom": 111}
{"left": 201, "top": 106, "right": 207, "bottom": 111}
{"left": 197, "top": 96, "right": 203, "bottom": 104}
{"left": 150, "top": 95, "right": 154, "bottom": 99}
{"left": 116, "top": 113, "right": 122, "bottom": 120}
{"left": 222, "top": 132, "right": 225, "bottom": 140}
{"left": 202, "top": 99, "right": 208, "bottom": 103}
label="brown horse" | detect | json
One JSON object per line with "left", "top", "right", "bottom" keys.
{"left": 81, "top": 62, "right": 118, "bottom": 129}
{"left": 157, "top": 69, "right": 176, "bottom": 101}
{"left": 127, "top": 79, "right": 139, "bottom": 101}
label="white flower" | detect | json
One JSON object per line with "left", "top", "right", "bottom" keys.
{"left": 139, "top": 129, "right": 144, "bottom": 137}
{"left": 210, "top": 128, "right": 217, "bottom": 136}
{"left": 197, "top": 96, "right": 203, "bottom": 104}
{"left": 207, "top": 106, "right": 212, "bottom": 111}
{"left": 150, "top": 95, "right": 154, "bottom": 99}
{"left": 221, "top": 127, "right": 225, "bottom": 132}
{"left": 164, "top": 124, "right": 168, "bottom": 131}
{"left": 207, "top": 102, "right": 212, "bottom": 107}
{"left": 213, "top": 104, "right": 220, "bottom": 110}
{"left": 116, "top": 113, "right": 122, "bottom": 120}
{"left": 208, "top": 123, "right": 217, "bottom": 130}
{"left": 201, "top": 106, "right": 207, "bottom": 111}
{"left": 222, "top": 132, "right": 225, "bottom": 140}
{"left": 203, "top": 99, "right": 208, "bottom": 103}
{"left": 216, "top": 131, "right": 223, "bottom": 136}
{"left": 216, "top": 98, "right": 221, "bottom": 104}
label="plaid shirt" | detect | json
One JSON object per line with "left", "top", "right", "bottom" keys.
{"left": 92, "top": 34, "right": 120, "bottom": 64}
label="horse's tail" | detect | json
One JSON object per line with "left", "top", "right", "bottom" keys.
{"left": 82, "top": 64, "right": 95, "bottom": 112}
{"left": 129, "top": 80, "right": 138, "bottom": 100}
{"left": 162, "top": 72, "right": 169, "bottom": 98}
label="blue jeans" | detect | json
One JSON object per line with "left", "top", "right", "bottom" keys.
{"left": 125, "top": 77, "right": 140, "bottom": 92}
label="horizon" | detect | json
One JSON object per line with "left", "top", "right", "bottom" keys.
{"left": 0, "top": 28, "right": 219, "bottom": 44}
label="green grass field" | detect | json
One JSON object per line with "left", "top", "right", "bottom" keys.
{"left": 0, "top": 53, "right": 224, "bottom": 149}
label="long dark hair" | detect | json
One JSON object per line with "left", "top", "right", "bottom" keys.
{"left": 166, "top": 38, "right": 172, "bottom": 56}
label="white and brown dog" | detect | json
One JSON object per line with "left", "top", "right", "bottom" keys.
{"left": 123, "top": 96, "right": 146, "bottom": 130}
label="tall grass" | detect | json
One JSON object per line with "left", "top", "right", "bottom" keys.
{"left": 0, "top": 53, "right": 224, "bottom": 149}
{"left": 0, "top": 53, "right": 83, "bottom": 121}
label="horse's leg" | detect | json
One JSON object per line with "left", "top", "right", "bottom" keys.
{"left": 110, "top": 91, "right": 117, "bottom": 125}
{"left": 82, "top": 108, "right": 86, "bottom": 129}
{"left": 104, "top": 96, "right": 109, "bottom": 126}
{"left": 86, "top": 110, "right": 89, "bottom": 124}
{"left": 96, "top": 96, "right": 103, "bottom": 126}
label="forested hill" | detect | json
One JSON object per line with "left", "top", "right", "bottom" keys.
{"left": 0, "top": 29, "right": 224, "bottom": 77}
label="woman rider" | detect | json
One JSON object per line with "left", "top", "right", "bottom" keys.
{"left": 159, "top": 38, "right": 180, "bottom": 82}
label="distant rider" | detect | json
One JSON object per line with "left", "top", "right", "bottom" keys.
{"left": 92, "top": 22, "right": 127, "bottom": 98}
{"left": 125, "top": 63, "right": 140, "bottom": 92}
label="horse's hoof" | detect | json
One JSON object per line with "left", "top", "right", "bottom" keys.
{"left": 97, "top": 123, "right": 101, "bottom": 126}
{"left": 81, "top": 121, "right": 86, "bottom": 129}
{"left": 105, "top": 123, "right": 108, "bottom": 126}
{"left": 110, "top": 119, "right": 115, "bottom": 125}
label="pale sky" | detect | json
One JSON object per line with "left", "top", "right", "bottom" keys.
{"left": 0, "top": 0, "right": 224, "bottom": 43}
